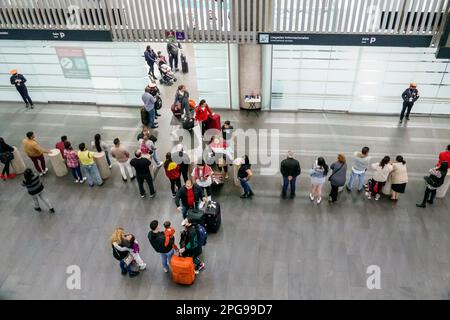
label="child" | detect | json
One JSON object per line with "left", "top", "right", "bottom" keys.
{"left": 164, "top": 221, "right": 178, "bottom": 251}
{"left": 126, "top": 234, "right": 147, "bottom": 270}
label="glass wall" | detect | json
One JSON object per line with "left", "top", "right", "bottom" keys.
{"left": 271, "top": 45, "right": 450, "bottom": 114}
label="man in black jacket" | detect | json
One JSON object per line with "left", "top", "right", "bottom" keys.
{"left": 399, "top": 82, "right": 419, "bottom": 124}
{"left": 175, "top": 180, "right": 205, "bottom": 219}
{"left": 148, "top": 220, "right": 175, "bottom": 273}
{"left": 130, "top": 150, "right": 155, "bottom": 198}
{"left": 280, "top": 151, "right": 301, "bottom": 199}
{"left": 10, "top": 69, "right": 34, "bottom": 109}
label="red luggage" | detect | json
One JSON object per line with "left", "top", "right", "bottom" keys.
{"left": 171, "top": 102, "right": 182, "bottom": 117}
{"left": 207, "top": 113, "right": 221, "bottom": 131}
{"left": 171, "top": 254, "right": 195, "bottom": 285}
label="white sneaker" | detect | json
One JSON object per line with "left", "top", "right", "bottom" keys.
{"left": 367, "top": 194, "right": 372, "bottom": 200}
{"left": 163, "top": 267, "right": 169, "bottom": 273}
{"left": 375, "top": 194, "right": 380, "bottom": 201}
{"left": 317, "top": 197, "right": 322, "bottom": 204}
{"left": 109, "top": 165, "right": 112, "bottom": 169}
{"left": 83, "top": 177, "right": 87, "bottom": 181}
{"left": 139, "top": 263, "right": 147, "bottom": 270}
{"left": 44, "top": 168, "right": 49, "bottom": 174}
{"left": 157, "top": 162, "right": 163, "bottom": 168}
{"left": 309, "top": 193, "right": 314, "bottom": 201}
{"left": 79, "top": 178, "right": 85, "bottom": 184}
{"left": 74, "top": 180, "right": 79, "bottom": 183}
{"left": 39, "top": 172, "right": 43, "bottom": 177}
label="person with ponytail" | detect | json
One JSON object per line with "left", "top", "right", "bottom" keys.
{"left": 368, "top": 156, "right": 393, "bottom": 200}
{"left": 91, "top": 133, "right": 111, "bottom": 168}
{"left": 309, "top": 157, "right": 329, "bottom": 204}
{"left": 416, "top": 161, "right": 448, "bottom": 208}
{"left": 390, "top": 155, "right": 408, "bottom": 201}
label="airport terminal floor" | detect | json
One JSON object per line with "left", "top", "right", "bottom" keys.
{"left": 1, "top": 98, "right": 450, "bottom": 299}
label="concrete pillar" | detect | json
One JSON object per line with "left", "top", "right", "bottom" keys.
{"left": 436, "top": 174, "right": 450, "bottom": 198}
{"left": 11, "top": 146, "right": 26, "bottom": 174}
{"left": 239, "top": 44, "right": 262, "bottom": 109}
{"left": 48, "top": 148, "right": 68, "bottom": 177}
{"left": 94, "top": 151, "right": 111, "bottom": 179}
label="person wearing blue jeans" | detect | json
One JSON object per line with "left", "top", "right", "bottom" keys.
{"left": 238, "top": 155, "right": 254, "bottom": 199}
{"left": 142, "top": 85, "right": 158, "bottom": 129}
{"left": 346, "top": 146, "right": 371, "bottom": 192}
{"left": 280, "top": 151, "right": 301, "bottom": 199}
{"left": 175, "top": 180, "right": 205, "bottom": 219}
{"left": 82, "top": 164, "right": 103, "bottom": 187}
{"left": 148, "top": 220, "right": 175, "bottom": 273}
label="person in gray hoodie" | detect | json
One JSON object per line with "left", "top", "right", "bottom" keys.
{"left": 346, "top": 146, "right": 370, "bottom": 192}
{"left": 328, "top": 154, "right": 347, "bottom": 203}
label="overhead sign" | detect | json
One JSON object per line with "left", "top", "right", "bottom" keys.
{"left": 165, "top": 30, "right": 186, "bottom": 41}
{"left": 0, "top": 29, "right": 112, "bottom": 41}
{"left": 55, "top": 47, "right": 91, "bottom": 79}
{"left": 258, "top": 33, "right": 432, "bottom": 47}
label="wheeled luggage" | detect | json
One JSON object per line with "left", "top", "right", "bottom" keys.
{"left": 140, "top": 107, "right": 149, "bottom": 126}
{"left": 203, "top": 200, "right": 221, "bottom": 233}
{"left": 182, "top": 116, "right": 195, "bottom": 131}
{"left": 181, "top": 54, "right": 189, "bottom": 73}
{"left": 171, "top": 255, "right": 195, "bottom": 285}
{"left": 187, "top": 208, "right": 205, "bottom": 225}
{"left": 207, "top": 113, "right": 221, "bottom": 131}
{"left": 155, "top": 96, "right": 162, "bottom": 110}
{"left": 171, "top": 102, "right": 182, "bottom": 117}
{"left": 211, "top": 171, "right": 225, "bottom": 186}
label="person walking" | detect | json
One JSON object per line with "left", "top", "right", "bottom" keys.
{"left": 10, "top": 69, "right": 33, "bottom": 109}
{"left": 167, "top": 38, "right": 181, "bottom": 71}
{"left": 194, "top": 99, "right": 214, "bottom": 135}
{"left": 142, "top": 86, "right": 158, "bottom": 129}
{"left": 21, "top": 168, "right": 55, "bottom": 213}
{"left": 0, "top": 137, "right": 15, "bottom": 180}
{"left": 164, "top": 152, "right": 182, "bottom": 198}
{"left": 148, "top": 220, "right": 175, "bottom": 273}
{"left": 92, "top": 133, "right": 112, "bottom": 169}
{"left": 110, "top": 227, "right": 139, "bottom": 278}
{"left": 63, "top": 141, "right": 85, "bottom": 183}
{"left": 174, "top": 85, "right": 190, "bottom": 118}
{"left": 192, "top": 160, "right": 213, "bottom": 201}
{"left": 144, "top": 45, "right": 157, "bottom": 80}
{"left": 416, "top": 161, "right": 448, "bottom": 208}
{"left": 238, "top": 155, "right": 254, "bottom": 199}
{"left": 399, "top": 82, "right": 419, "bottom": 124}
{"left": 111, "top": 138, "right": 135, "bottom": 182}
{"left": 175, "top": 180, "right": 205, "bottom": 219}
{"left": 179, "top": 218, "right": 206, "bottom": 274}
{"left": 367, "top": 156, "right": 393, "bottom": 200}
{"left": 390, "top": 155, "right": 408, "bottom": 201}
{"left": 346, "top": 146, "right": 371, "bottom": 193}
{"left": 328, "top": 154, "right": 347, "bottom": 203}
{"left": 173, "top": 144, "right": 191, "bottom": 184}
{"left": 55, "top": 136, "right": 67, "bottom": 156}
{"left": 280, "top": 151, "right": 301, "bottom": 199}
{"left": 309, "top": 157, "right": 329, "bottom": 204}
{"left": 77, "top": 143, "right": 103, "bottom": 187}
{"left": 130, "top": 150, "right": 155, "bottom": 198}
{"left": 22, "top": 131, "right": 49, "bottom": 176}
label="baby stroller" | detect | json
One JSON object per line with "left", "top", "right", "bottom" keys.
{"left": 157, "top": 59, "right": 177, "bottom": 86}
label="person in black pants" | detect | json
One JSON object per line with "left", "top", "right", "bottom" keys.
{"left": 0, "top": 137, "right": 15, "bottom": 180}
{"left": 399, "top": 82, "right": 419, "bottom": 124}
{"left": 144, "top": 45, "right": 157, "bottom": 80}
{"left": 10, "top": 69, "right": 33, "bottom": 109}
{"left": 172, "top": 144, "right": 191, "bottom": 184}
{"left": 130, "top": 150, "right": 156, "bottom": 198}
{"left": 416, "top": 161, "right": 448, "bottom": 208}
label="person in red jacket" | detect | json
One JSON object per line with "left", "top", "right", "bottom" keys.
{"left": 164, "top": 152, "right": 182, "bottom": 198}
{"left": 437, "top": 145, "right": 450, "bottom": 166}
{"left": 194, "top": 99, "right": 214, "bottom": 135}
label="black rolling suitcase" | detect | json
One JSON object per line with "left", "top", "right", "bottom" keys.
{"left": 182, "top": 115, "right": 195, "bottom": 130}
{"left": 187, "top": 208, "right": 205, "bottom": 226}
{"left": 203, "top": 201, "right": 221, "bottom": 233}
{"left": 141, "top": 107, "right": 149, "bottom": 125}
{"left": 181, "top": 54, "right": 188, "bottom": 73}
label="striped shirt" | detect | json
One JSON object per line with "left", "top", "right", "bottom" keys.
{"left": 22, "top": 175, "right": 44, "bottom": 196}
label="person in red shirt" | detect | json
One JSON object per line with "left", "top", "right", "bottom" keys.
{"left": 55, "top": 136, "right": 67, "bottom": 158}
{"left": 164, "top": 152, "right": 182, "bottom": 198}
{"left": 194, "top": 99, "right": 214, "bottom": 135}
{"left": 437, "top": 145, "right": 450, "bottom": 166}
{"left": 175, "top": 180, "right": 205, "bottom": 219}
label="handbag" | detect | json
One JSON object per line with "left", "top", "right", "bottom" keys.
{"left": 123, "top": 253, "right": 134, "bottom": 266}
{"left": 328, "top": 163, "right": 344, "bottom": 182}
{"left": 0, "top": 151, "right": 14, "bottom": 164}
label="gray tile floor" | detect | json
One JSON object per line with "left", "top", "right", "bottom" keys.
{"left": 0, "top": 99, "right": 450, "bottom": 300}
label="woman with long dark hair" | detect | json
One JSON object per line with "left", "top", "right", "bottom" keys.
{"left": 21, "top": 168, "right": 54, "bottom": 213}
{"left": 238, "top": 155, "right": 254, "bottom": 199}
{"left": 368, "top": 156, "right": 393, "bottom": 200}
{"left": 91, "top": 133, "right": 111, "bottom": 168}
{"left": 309, "top": 157, "right": 329, "bottom": 204}
{"left": 416, "top": 161, "right": 448, "bottom": 208}
{"left": 164, "top": 152, "right": 181, "bottom": 198}
{"left": 0, "top": 137, "right": 15, "bottom": 180}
